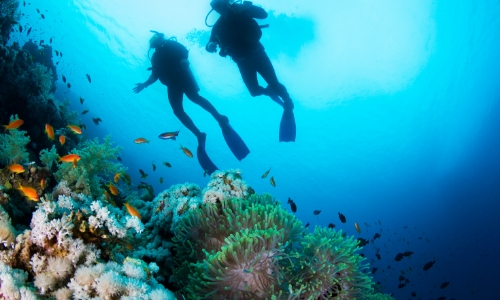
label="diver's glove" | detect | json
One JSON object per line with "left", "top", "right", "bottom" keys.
{"left": 206, "top": 42, "right": 218, "bottom": 53}
{"left": 219, "top": 48, "right": 228, "bottom": 57}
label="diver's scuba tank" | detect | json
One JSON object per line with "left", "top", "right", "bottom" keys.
{"left": 205, "top": 1, "right": 269, "bottom": 28}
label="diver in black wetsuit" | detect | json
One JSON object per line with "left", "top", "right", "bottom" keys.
{"left": 133, "top": 32, "right": 228, "bottom": 146}
{"left": 206, "top": 0, "right": 294, "bottom": 111}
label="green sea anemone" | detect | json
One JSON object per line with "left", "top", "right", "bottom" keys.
{"left": 284, "top": 227, "right": 374, "bottom": 299}
{"left": 187, "top": 228, "right": 285, "bottom": 299}
{"left": 172, "top": 194, "right": 303, "bottom": 295}
{"left": 171, "top": 193, "right": 385, "bottom": 299}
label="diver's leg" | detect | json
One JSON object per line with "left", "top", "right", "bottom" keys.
{"left": 236, "top": 59, "right": 266, "bottom": 97}
{"left": 168, "top": 86, "right": 204, "bottom": 141}
{"left": 185, "top": 91, "right": 229, "bottom": 125}
{"left": 255, "top": 51, "right": 294, "bottom": 109}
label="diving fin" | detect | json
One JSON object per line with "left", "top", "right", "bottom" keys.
{"left": 220, "top": 121, "right": 250, "bottom": 161}
{"left": 279, "top": 107, "right": 296, "bottom": 142}
{"left": 197, "top": 134, "right": 218, "bottom": 175}
{"left": 266, "top": 88, "right": 296, "bottom": 142}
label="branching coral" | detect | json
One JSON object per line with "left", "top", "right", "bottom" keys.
{"left": 0, "top": 126, "right": 30, "bottom": 165}
{"left": 39, "top": 145, "right": 58, "bottom": 169}
{"left": 54, "top": 135, "right": 126, "bottom": 198}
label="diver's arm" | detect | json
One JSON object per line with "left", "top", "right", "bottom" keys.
{"left": 144, "top": 73, "right": 158, "bottom": 86}
{"left": 133, "top": 74, "right": 158, "bottom": 93}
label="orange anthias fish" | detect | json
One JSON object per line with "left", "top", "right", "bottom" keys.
{"left": 59, "top": 154, "right": 81, "bottom": 168}
{"left": 45, "top": 124, "right": 55, "bottom": 140}
{"left": 67, "top": 125, "right": 82, "bottom": 134}
{"left": 124, "top": 202, "right": 141, "bottom": 220}
{"left": 17, "top": 185, "right": 39, "bottom": 201}
{"left": 354, "top": 222, "right": 361, "bottom": 234}
{"left": 59, "top": 135, "right": 66, "bottom": 145}
{"left": 59, "top": 154, "right": 81, "bottom": 162}
{"left": 7, "top": 163, "right": 25, "bottom": 173}
{"left": 107, "top": 182, "right": 119, "bottom": 196}
{"left": 180, "top": 145, "right": 193, "bottom": 158}
{"left": 113, "top": 172, "right": 121, "bottom": 183}
{"left": 3, "top": 119, "right": 24, "bottom": 131}
{"left": 40, "top": 178, "right": 46, "bottom": 189}
{"left": 134, "top": 138, "right": 149, "bottom": 144}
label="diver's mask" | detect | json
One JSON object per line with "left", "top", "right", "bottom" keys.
{"left": 148, "top": 30, "right": 165, "bottom": 60}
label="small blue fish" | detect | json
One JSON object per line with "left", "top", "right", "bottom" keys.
{"left": 158, "top": 130, "right": 180, "bottom": 140}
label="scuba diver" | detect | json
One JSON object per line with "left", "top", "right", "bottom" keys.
{"left": 205, "top": 0, "right": 296, "bottom": 142}
{"left": 133, "top": 31, "right": 249, "bottom": 174}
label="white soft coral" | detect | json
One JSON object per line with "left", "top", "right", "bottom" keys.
{"left": 30, "top": 207, "right": 74, "bottom": 250}
{"left": 89, "top": 200, "right": 143, "bottom": 238}
{"left": 0, "top": 261, "right": 36, "bottom": 300}
{"left": 46, "top": 257, "right": 73, "bottom": 280}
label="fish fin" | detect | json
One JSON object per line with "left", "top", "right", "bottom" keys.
{"left": 172, "top": 136, "right": 176, "bottom": 140}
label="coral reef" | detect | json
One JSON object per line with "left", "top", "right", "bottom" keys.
{"left": 0, "top": 161, "right": 51, "bottom": 229}
{"left": 202, "top": 169, "right": 252, "bottom": 204}
{"left": 21, "top": 41, "right": 57, "bottom": 93}
{"left": 137, "top": 181, "right": 155, "bottom": 201}
{"left": 132, "top": 170, "right": 254, "bottom": 284}
{"left": 54, "top": 136, "right": 126, "bottom": 198}
{"left": 0, "top": 9, "right": 78, "bottom": 158}
{"left": 0, "top": 0, "right": 20, "bottom": 43}
{"left": 0, "top": 185, "right": 168, "bottom": 299}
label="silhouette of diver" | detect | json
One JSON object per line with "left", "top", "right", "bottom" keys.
{"left": 133, "top": 31, "right": 249, "bottom": 173}
{"left": 206, "top": 0, "right": 296, "bottom": 141}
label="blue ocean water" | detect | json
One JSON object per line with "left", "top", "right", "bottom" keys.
{"left": 11, "top": 0, "right": 500, "bottom": 298}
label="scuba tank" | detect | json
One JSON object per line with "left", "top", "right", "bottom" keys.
{"left": 205, "top": 0, "right": 269, "bottom": 28}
